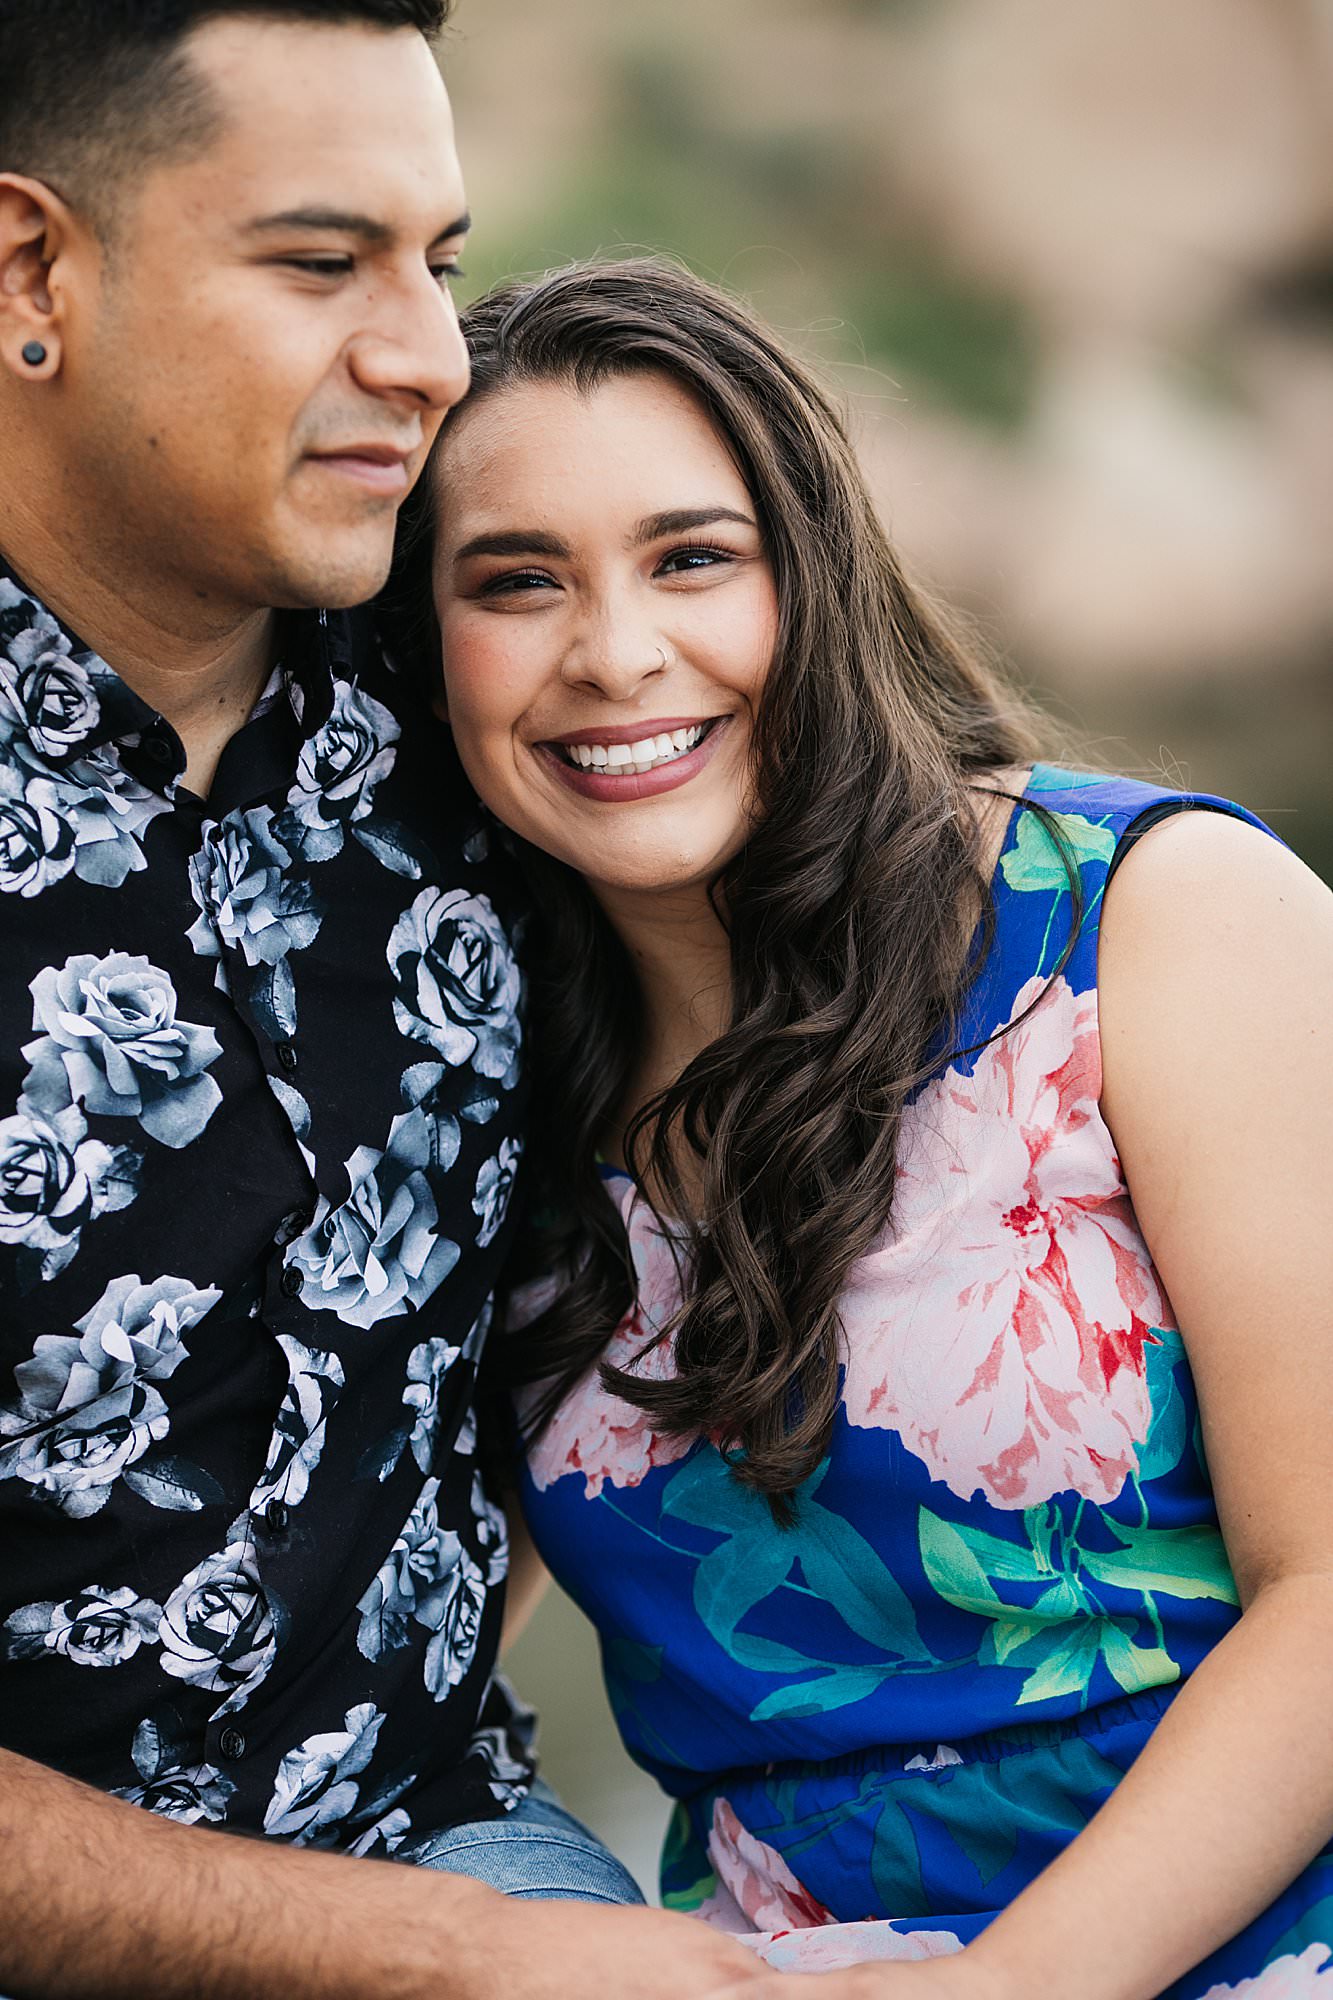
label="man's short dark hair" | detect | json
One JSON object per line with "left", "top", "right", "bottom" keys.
{"left": 0, "top": 2, "right": 452, "bottom": 235}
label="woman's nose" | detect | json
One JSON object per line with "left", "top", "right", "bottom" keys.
{"left": 559, "top": 620, "right": 669, "bottom": 700}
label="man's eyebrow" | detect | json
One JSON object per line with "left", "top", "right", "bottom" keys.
{"left": 244, "top": 208, "right": 472, "bottom": 246}
{"left": 633, "top": 506, "right": 757, "bottom": 544}
{"left": 454, "top": 529, "right": 571, "bottom": 561}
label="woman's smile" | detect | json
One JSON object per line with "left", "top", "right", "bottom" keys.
{"left": 536, "top": 715, "right": 730, "bottom": 801}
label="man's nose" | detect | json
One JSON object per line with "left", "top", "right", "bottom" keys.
{"left": 347, "top": 279, "right": 471, "bottom": 416}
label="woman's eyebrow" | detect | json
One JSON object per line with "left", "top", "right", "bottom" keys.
{"left": 451, "top": 510, "right": 756, "bottom": 563}
{"left": 633, "top": 506, "right": 756, "bottom": 544}
{"left": 454, "top": 529, "right": 571, "bottom": 561}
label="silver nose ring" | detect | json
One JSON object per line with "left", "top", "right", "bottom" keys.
{"left": 656, "top": 645, "right": 669, "bottom": 669}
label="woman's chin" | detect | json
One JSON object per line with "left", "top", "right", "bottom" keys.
{"left": 507, "top": 798, "right": 747, "bottom": 902}
{"left": 534, "top": 831, "right": 739, "bottom": 902}
{"left": 573, "top": 856, "right": 723, "bottom": 900}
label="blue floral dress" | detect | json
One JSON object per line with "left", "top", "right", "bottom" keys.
{"left": 519, "top": 768, "right": 1333, "bottom": 1995}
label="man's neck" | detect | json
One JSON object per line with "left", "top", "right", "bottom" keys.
{"left": 3, "top": 496, "right": 279, "bottom": 798}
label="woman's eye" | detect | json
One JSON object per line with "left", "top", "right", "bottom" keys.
{"left": 658, "top": 545, "right": 732, "bottom": 576}
{"left": 478, "top": 570, "right": 557, "bottom": 598}
{"left": 430, "top": 263, "right": 467, "bottom": 289}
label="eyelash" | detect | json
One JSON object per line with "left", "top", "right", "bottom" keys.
{"left": 660, "top": 540, "right": 733, "bottom": 573}
{"left": 282, "top": 257, "right": 466, "bottom": 288}
{"left": 478, "top": 570, "right": 552, "bottom": 597}
{"left": 478, "top": 542, "right": 735, "bottom": 597}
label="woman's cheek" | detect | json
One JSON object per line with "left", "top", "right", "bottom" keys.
{"left": 445, "top": 619, "right": 547, "bottom": 733}
{"left": 439, "top": 625, "right": 497, "bottom": 740}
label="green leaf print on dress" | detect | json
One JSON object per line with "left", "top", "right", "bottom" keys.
{"left": 602, "top": 1633, "right": 682, "bottom": 1770}
{"left": 1000, "top": 810, "right": 1116, "bottom": 895}
{"left": 867, "top": 1734, "right": 1126, "bottom": 1916}
{"left": 661, "top": 1454, "right": 929, "bottom": 1717}
{"left": 1136, "top": 1327, "right": 1190, "bottom": 1482}
{"left": 919, "top": 1498, "right": 1236, "bottom": 1707}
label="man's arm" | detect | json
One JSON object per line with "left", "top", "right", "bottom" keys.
{"left": 0, "top": 1747, "right": 763, "bottom": 2000}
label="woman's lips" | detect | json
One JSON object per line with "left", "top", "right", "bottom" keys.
{"left": 537, "top": 718, "right": 731, "bottom": 802}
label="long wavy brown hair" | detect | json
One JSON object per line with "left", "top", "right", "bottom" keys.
{"left": 392, "top": 257, "right": 1072, "bottom": 1511}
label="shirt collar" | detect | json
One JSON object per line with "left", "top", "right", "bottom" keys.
{"left": 0, "top": 556, "right": 343, "bottom": 789}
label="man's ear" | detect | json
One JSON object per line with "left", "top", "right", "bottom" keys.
{"left": 0, "top": 174, "right": 82, "bottom": 382}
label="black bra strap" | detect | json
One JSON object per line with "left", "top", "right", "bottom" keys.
{"left": 1105, "top": 799, "right": 1238, "bottom": 889}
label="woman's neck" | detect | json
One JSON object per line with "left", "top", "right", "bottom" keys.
{"left": 592, "top": 880, "right": 734, "bottom": 1166}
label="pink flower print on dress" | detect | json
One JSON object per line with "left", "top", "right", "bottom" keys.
{"left": 696, "top": 1804, "right": 966, "bottom": 1973}
{"left": 841, "top": 975, "right": 1175, "bottom": 1509}
{"left": 1198, "top": 1948, "right": 1333, "bottom": 1997}
{"left": 704, "top": 1798, "right": 836, "bottom": 1933}
{"left": 738, "top": 1921, "right": 966, "bottom": 1972}
{"left": 524, "top": 1176, "right": 695, "bottom": 1497}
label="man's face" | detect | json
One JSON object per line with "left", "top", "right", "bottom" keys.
{"left": 68, "top": 16, "right": 471, "bottom": 613}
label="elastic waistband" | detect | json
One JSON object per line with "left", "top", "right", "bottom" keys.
{"left": 681, "top": 1683, "right": 1179, "bottom": 1801}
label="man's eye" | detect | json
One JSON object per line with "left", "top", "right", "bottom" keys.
{"left": 283, "top": 257, "right": 353, "bottom": 279}
{"left": 430, "top": 263, "right": 467, "bottom": 289}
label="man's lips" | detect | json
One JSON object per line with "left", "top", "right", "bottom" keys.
{"left": 306, "top": 443, "right": 417, "bottom": 497}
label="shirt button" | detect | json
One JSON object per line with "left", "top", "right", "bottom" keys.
{"left": 275, "top": 1042, "right": 299, "bottom": 1074}
{"left": 279, "top": 1265, "right": 303, "bottom": 1299}
{"left": 144, "top": 734, "right": 175, "bottom": 765}
{"left": 218, "top": 1728, "right": 247, "bottom": 1762}
{"left": 263, "top": 1499, "right": 289, "bottom": 1535}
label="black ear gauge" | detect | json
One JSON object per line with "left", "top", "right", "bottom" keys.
{"left": 21, "top": 341, "right": 48, "bottom": 367}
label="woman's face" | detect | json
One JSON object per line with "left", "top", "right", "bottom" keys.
{"left": 431, "top": 369, "right": 779, "bottom": 899}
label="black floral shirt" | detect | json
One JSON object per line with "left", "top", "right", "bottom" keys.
{"left": 0, "top": 561, "right": 534, "bottom": 1852}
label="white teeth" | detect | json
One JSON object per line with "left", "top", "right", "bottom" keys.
{"left": 559, "top": 722, "right": 710, "bottom": 775}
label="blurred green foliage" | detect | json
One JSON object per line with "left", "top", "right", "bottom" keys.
{"left": 845, "top": 261, "right": 1037, "bottom": 428}
{"left": 463, "top": 39, "right": 1038, "bottom": 432}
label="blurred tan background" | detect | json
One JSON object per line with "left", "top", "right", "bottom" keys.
{"left": 444, "top": 0, "right": 1333, "bottom": 1894}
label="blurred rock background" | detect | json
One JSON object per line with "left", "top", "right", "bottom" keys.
{"left": 446, "top": 0, "right": 1333, "bottom": 1894}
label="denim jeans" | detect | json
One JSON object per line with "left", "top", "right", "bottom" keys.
{"left": 406, "top": 1780, "right": 646, "bottom": 1904}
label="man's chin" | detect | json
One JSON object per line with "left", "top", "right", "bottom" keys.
{"left": 266, "top": 535, "right": 396, "bottom": 613}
